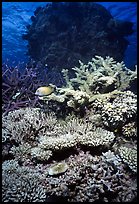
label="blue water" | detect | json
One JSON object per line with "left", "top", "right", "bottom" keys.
{"left": 2, "top": 2, "right": 137, "bottom": 68}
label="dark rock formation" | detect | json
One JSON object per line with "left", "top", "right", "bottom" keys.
{"left": 23, "top": 2, "right": 133, "bottom": 71}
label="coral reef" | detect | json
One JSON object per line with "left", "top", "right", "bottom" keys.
{"left": 122, "top": 122, "right": 137, "bottom": 138}
{"left": 38, "top": 56, "right": 137, "bottom": 117}
{"left": 2, "top": 55, "right": 137, "bottom": 202}
{"left": 2, "top": 106, "right": 137, "bottom": 202}
{"left": 101, "top": 90, "right": 137, "bottom": 129}
{"left": 2, "top": 160, "right": 47, "bottom": 202}
{"left": 31, "top": 147, "right": 53, "bottom": 162}
{"left": 62, "top": 56, "right": 137, "bottom": 94}
{"left": 2, "top": 63, "right": 43, "bottom": 115}
{"left": 23, "top": 2, "right": 133, "bottom": 73}
{"left": 2, "top": 107, "right": 57, "bottom": 144}
{"left": 44, "top": 151, "right": 137, "bottom": 202}
{"left": 118, "top": 145, "right": 137, "bottom": 173}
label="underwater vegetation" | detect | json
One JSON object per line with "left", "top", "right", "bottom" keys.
{"left": 2, "top": 55, "right": 137, "bottom": 202}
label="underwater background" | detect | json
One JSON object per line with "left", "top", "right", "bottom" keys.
{"left": 2, "top": 2, "right": 137, "bottom": 68}
{"left": 2, "top": 2, "right": 137, "bottom": 203}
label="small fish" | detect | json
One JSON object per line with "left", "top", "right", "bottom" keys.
{"left": 35, "top": 85, "right": 55, "bottom": 97}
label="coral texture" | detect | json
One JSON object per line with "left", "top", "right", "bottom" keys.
{"left": 122, "top": 122, "right": 137, "bottom": 138}
{"left": 2, "top": 55, "right": 137, "bottom": 202}
{"left": 2, "top": 106, "right": 137, "bottom": 202}
{"left": 2, "top": 160, "right": 47, "bottom": 202}
{"left": 118, "top": 146, "right": 137, "bottom": 173}
{"left": 62, "top": 56, "right": 137, "bottom": 94}
{"left": 44, "top": 151, "right": 137, "bottom": 202}
{"left": 39, "top": 56, "right": 137, "bottom": 116}
{"left": 2, "top": 63, "right": 43, "bottom": 115}
{"left": 101, "top": 90, "right": 137, "bottom": 129}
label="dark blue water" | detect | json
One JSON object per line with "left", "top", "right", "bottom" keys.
{"left": 2, "top": 2, "right": 137, "bottom": 68}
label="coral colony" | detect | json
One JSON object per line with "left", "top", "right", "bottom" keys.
{"left": 2, "top": 2, "right": 137, "bottom": 203}
{"left": 2, "top": 56, "right": 137, "bottom": 202}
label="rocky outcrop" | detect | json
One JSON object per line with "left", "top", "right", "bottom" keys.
{"left": 23, "top": 2, "right": 133, "bottom": 71}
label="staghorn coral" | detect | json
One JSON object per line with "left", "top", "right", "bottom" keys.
{"left": 2, "top": 63, "right": 43, "bottom": 115}
{"left": 38, "top": 56, "right": 137, "bottom": 113}
{"left": 62, "top": 56, "right": 137, "bottom": 94}
{"left": 2, "top": 159, "right": 47, "bottom": 202}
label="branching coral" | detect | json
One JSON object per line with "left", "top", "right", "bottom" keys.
{"left": 2, "top": 105, "right": 137, "bottom": 202}
{"left": 9, "top": 143, "right": 32, "bottom": 163}
{"left": 2, "top": 63, "right": 43, "bottom": 115}
{"left": 31, "top": 147, "right": 53, "bottom": 162}
{"left": 2, "top": 107, "right": 115, "bottom": 163}
{"left": 2, "top": 107, "right": 57, "bottom": 144}
{"left": 38, "top": 119, "right": 115, "bottom": 154}
{"left": 122, "top": 122, "right": 137, "bottom": 138}
{"left": 62, "top": 56, "right": 137, "bottom": 94}
{"left": 2, "top": 160, "right": 47, "bottom": 202}
{"left": 38, "top": 56, "right": 137, "bottom": 114}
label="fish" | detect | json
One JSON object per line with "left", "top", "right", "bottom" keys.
{"left": 35, "top": 85, "right": 55, "bottom": 97}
